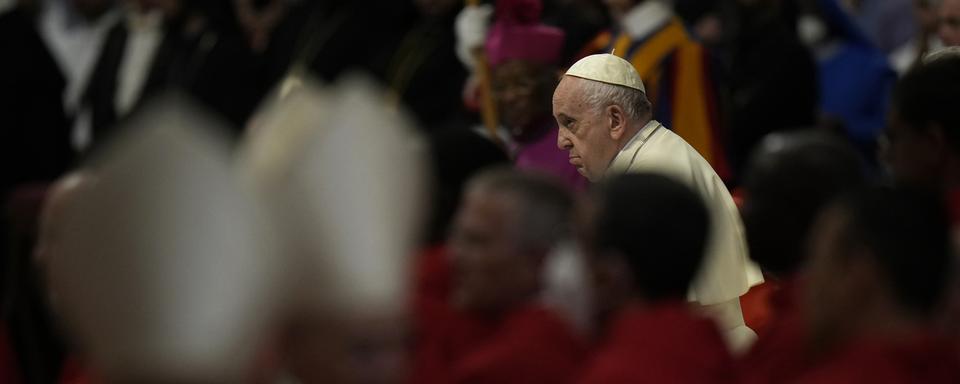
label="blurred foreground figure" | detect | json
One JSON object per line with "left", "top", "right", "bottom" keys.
{"left": 47, "top": 96, "right": 280, "bottom": 383}
{"left": 482, "top": 0, "right": 587, "bottom": 191}
{"left": 411, "top": 169, "right": 586, "bottom": 384}
{"left": 553, "top": 53, "right": 760, "bottom": 352}
{"left": 34, "top": 172, "right": 98, "bottom": 384}
{"left": 582, "top": 0, "right": 730, "bottom": 179}
{"left": 885, "top": 48, "right": 960, "bottom": 197}
{"left": 885, "top": 47, "right": 960, "bottom": 351}
{"left": 579, "top": 173, "right": 733, "bottom": 384}
{"left": 240, "top": 75, "right": 427, "bottom": 384}
{"left": 2, "top": 172, "right": 94, "bottom": 384}
{"left": 796, "top": 187, "right": 958, "bottom": 382}
{"left": 736, "top": 131, "right": 866, "bottom": 383}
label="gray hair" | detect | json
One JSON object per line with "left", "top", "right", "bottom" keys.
{"left": 580, "top": 79, "right": 652, "bottom": 122}
{"left": 467, "top": 168, "right": 575, "bottom": 249}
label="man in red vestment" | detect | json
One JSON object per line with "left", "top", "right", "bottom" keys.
{"left": 736, "top": 131, "right": 866, "bottom": 384}
{"left": 410, "top": 169, "right": 586, "bottom": 384}
{"left": 578, "top": 173, "right": 733, "bottom": 384}
{"left": 795, "top": 187, "right": 960, "bottom": 383}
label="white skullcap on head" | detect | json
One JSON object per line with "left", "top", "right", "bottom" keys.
{"left": 565, "top": 53, "right": 645, "bottom": 92}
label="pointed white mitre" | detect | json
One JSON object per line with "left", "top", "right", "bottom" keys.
{"left": 240, "top": 74, "right": 428, "bottom": 319}
{"left": 240, "top": 72, "right": 329, "bottom": 188}
{"left": 565, "top": 53, "right": 645, "bottom": 92}
{"left": 50, "top": 96, "right": 279, "bottom": 382}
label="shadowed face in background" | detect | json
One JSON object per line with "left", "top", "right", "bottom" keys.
{"left": 939, "top": 0, "right": 960, "bottom": 46}
{"left": 491, "top": 60, "right": 557, "bottom": 137}
{"left": 882, "top": 108, "right": 944, "bottom": 186}
{"left": 449, "top": 188, "right": 539, "bottom": 316}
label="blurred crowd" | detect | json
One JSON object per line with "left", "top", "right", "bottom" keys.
{"left": 0, "top": 0, "right": 959, "bottom": 383}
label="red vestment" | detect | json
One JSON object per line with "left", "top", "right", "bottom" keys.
{"left": 578, "top": 302, "right": 734, "bottom": 384}
{"left": 738, "top": 278, "right": 811, "bottom": 384}
{"left": 792, "top": 332, "right": 960, "bottom": 383}
{"left": 411, "top": 304, "right": 585, "bottom": 384}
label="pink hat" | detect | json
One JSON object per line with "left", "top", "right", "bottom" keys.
{"left": 484, "top": 0, "right": 565, "bottom": 68}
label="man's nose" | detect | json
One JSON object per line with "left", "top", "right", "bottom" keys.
{"left": 557, "top": 129, "right": 573, "bottom": 150}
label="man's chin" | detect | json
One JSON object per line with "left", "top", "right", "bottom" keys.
{"left": 576, "top": 167, "right": 597, "bottom": 182}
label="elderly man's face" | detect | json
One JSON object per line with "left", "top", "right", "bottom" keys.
{"left": 553, "top": 76, "right": 620, "bottom": 182}
{"left": 491, "top": 60, "right": 555, "bottom": 136}
{"left": 449, "top": 188, "right": 536, "bottom": 315}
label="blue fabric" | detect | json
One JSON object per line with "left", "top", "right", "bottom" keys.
{"left": 853, "top": 0, "right": 916, "bottom": 53}
{"left": 818, "top": 43, "right": 896, "bottom": 143}
{"left": 815, "top": 0, "right": 896, "bottom": 144}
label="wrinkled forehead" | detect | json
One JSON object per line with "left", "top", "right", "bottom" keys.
{"left": 553, "top": 76, "right": 588, "bottom": 109}
{"left": 554, "top": 75, "right": 579, "bottom": 97}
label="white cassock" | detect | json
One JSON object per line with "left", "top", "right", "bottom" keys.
{"left": 605, "top": 119, "right": 764, "bottom": 353}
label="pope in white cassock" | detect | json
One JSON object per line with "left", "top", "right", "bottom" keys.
{"left": 552, "top": 54, "right": 762, "bottom": 352}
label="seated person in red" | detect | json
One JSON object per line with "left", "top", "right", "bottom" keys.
{"left": 796, "top": 187, "right": 959, "bottom": 383}
{"left": 410, "top": 169, "right": 586, "bottom": 384}
{"left": 736, "top": 131, "right": 866, "bottom": 383}
{"left": 578, "top": 173, "right": 734, "bottom": 384}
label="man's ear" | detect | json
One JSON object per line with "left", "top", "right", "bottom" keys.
{"left": 606, "top": 104, "right": 627, "bottom": 141}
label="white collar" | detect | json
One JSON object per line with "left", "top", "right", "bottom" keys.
{"left": 604, "top": 119, "right": 662, "bottom": 178}
{"left": 621, "top": 0, "right": 674, "bottom": 40}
